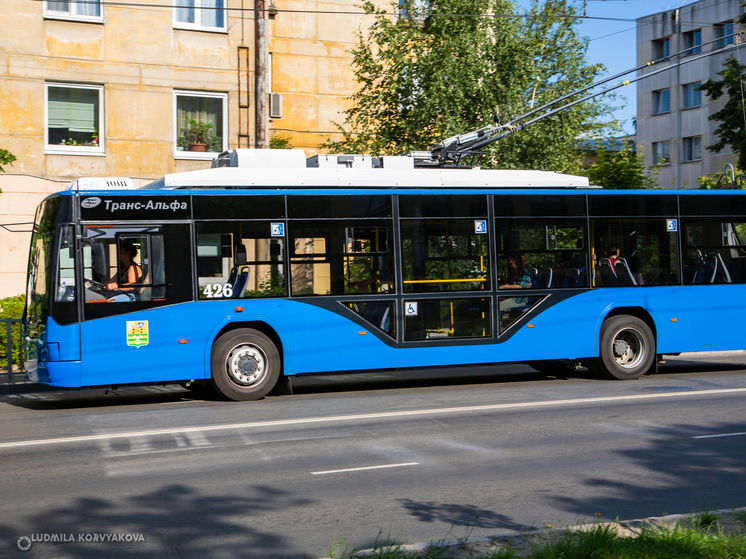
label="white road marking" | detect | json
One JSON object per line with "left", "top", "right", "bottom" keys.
{"left": 693, "top": 431, "right": 746, "bottom": 439}
{"left": 311, "top": 462, "right": 419, "bottom": 475}
{"left": 2, "top": 387, "right": 746, "bottom": 450}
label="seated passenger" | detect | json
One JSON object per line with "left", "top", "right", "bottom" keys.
{"left": 105, "top": 241, "right": 143, "bottom": 302}
{"left": 501, "top": 252, "right": 532, "bottom": 291}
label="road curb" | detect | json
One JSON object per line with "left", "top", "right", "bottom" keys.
{"left": 327, "top": 507, "right": 746, "bottom": 558}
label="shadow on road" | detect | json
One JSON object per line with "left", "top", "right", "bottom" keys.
{"left": 547, "top": 418, "right": 746, "bottom": 522}
{"left": 0, "top": 483, "right": 313, "bottom": 558}
{"left": 396, "top": 498, "right": 533, "bottom": 532}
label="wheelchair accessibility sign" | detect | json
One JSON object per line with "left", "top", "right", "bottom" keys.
{"left": 666, "top": 219, "right": 678, "bottom": 232}
{"left": 474, "top": 220, "right": 487, "bottom": 234}
{"left": 271, "top": 223, "right": 285, "bottom": 237}
{"left": 405, "top": 302, "right": 418, "bottom": 316}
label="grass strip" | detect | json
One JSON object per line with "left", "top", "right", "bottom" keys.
{"left": 319, "top": 510, "right": 746, "bottom": 559}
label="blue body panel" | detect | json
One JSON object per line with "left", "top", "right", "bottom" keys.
{"left": 39, "top": 283, "right": 746, "bottom": 387}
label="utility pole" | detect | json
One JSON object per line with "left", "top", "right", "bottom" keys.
{"left": 255, "top": 0, "right": 267, "bottom": 148}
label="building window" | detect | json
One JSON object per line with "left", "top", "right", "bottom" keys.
{"left": 716, "top": 22, "right": 734, "bottom": 48}
{"left": 683, "top": 82, "right": 702, "bottom": 109}
{"left": 652, "top": 141, "right": 670, "bottom": 165}
{"left": 44, "top": 0, "right": 102, "bottom": 21}
{"left": 175, "top": 91, "right": 227, "bottom": 157}
{"left": 174, "top": 0, "right": 226, "bottom": 31}
{"left": 683, "top": 29, "right": 702, "bottom": 55}
{"left": 45, "top": 83, "right": 104, "bottom": 155}
{"left": 652, "top": 89, "right": 670, "bottom": 115}
{"left": 653, "top": 37, "right": 670, "bottom": 60}
{"left": 683, "top": 136, "right": 702, "bottom": 162}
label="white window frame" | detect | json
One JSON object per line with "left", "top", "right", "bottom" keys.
{"left": 173, "top": 0, "right": 227, "bottom": 32}
{"left": 174, "top": 90, "right": 228, "bottom": 160}
{"left": 45, "top": 82, "right": 105, "bottom": 156}
{"left": 652, "top": 141, "right": 671, "bottom": 165}
{"left": 44, "top": 0, "right": 103, "bottom": 23}
{"left": 683, "top": 136, "right": 702, "bottom": 162}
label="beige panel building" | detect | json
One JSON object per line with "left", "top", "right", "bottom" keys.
{"left": 0, "top": 0, "right": 379, "bottom": 297}
{"left": 636, "top": 0, "right": 743, "bottom": 189}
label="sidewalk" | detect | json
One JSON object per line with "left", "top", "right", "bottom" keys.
{"left": 326, "top": 507, "right": 746, "bottom": 558}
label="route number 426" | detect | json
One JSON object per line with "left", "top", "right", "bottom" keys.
{"left": 203, "top": 284, "right": 233, "bottom": 298}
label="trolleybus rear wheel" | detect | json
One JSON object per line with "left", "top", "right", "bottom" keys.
{"left": 593, "top": 315, "right": 654, "bottom": 380}
{"left": 211, "top": 329, "right": 280, "bottom": 401}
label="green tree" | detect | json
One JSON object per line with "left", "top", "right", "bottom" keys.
{"left": 582, "top": 139, "right": 658, "bottom": 189}
{"left": 324, "top": 0, "right": 619, "bottom": 172}
{"left": 698, "top": 56, "right": 746, "bottom": 169}
{"left": 0, "top": 148, "right": 15, "bottom": 172}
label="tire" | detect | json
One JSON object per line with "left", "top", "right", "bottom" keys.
{"left": 594, "top": 315, "right": 655, "bottom": 380}
{"left": 211, "top": 329, "right": 281, "bottom": 401}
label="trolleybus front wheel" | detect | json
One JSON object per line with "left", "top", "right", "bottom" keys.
{"left": 211, "top": 329, "right": 280, "bottom": 401}
{"left": 592, "top": 315, "right": 654, "bottom": 380}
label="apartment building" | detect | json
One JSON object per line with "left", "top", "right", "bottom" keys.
{"left": 0, "top": 0, "right": 379, "bottom": 297}
{"left": 636, "top": 0, "right": 743, "bottom": 189}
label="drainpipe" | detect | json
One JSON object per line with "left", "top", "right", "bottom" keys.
{"left": 255, "top": 0, "right": 267, "bottom": 148}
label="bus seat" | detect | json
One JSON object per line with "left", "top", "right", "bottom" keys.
{"left": 536, "top": 267, "right": 553, "bottom": 288}
{"left": 363, "top": 302, "right": 391, "bottom": 332}
{"left": 598, "top": 258, "right": 617, "bottom": 286}
{"left": 709, "top": 251, "right": 732, "bottom": 283}
{"left": 526, "top": 268, "right": 538, "bottom": 284}
{"left": 563, "top": 268, "right": 581, "bottom": 288}
{"left": 232, "top": 266, "right": 250, "bottom": 297}
{"left": 696, "top": 254, "right": 717, "bottom": 284}
{"left": 226, "top": 266, "right": 238, "bottom": 290}
{"left": 614, "top": 258, "right": 637, "bottom": 286}
{"left": 683, "top": 250, "right": 703, "bottom": 284}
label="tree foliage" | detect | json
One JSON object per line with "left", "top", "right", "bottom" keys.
{"left": 582, "top": 139, "right": 658, "bottom": 189}
{"left": 698, "top": 56, "right": 746, "bottom": 170}
{"left": 325, "top": 0, "right": 619, "bottom": 172}
{"left": 0, "top": 148, "right": 15, "bottom": 173}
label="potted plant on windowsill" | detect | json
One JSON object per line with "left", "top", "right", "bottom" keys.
{"left": 182, "top": 118, "right": 215, "bottom": 152}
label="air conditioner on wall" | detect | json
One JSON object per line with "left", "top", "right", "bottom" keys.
{"left": 269, "top": 93, "right": 283, "bottom": 119}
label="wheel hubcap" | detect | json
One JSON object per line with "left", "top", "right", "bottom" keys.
{"left": 612, "top": 328, "right": 646, "bottom": 369}
{"left": 226, "top": 344, "right": 267, "bottom": 387}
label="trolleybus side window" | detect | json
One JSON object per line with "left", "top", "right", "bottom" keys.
{"left": 399, "top": 195, "right": 490, "bottom": 294}
{"left": 81, "top": 227, "right": 167, "bottom": 305}
{"left": 496, "top": 220, "right": 587, "bottom": 289}
{"left": 682, "top": 221, "right": 746, "bottom": 284}
{"left": 196, "top": 221, "right": 287, "bottom": 298}
{"left": 591, "top": 218, "right": 679, "bottom": 286}
{"left": 289, "top": 220, "right": 393, "bottom": 296}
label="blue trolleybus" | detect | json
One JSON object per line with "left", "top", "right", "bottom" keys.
{"left": 21, "top": 149, "right": 746, "bottom": 400}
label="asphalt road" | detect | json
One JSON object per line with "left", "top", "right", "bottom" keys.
{"left": 1, "top": 355, "right": 746, "bottom": 559}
